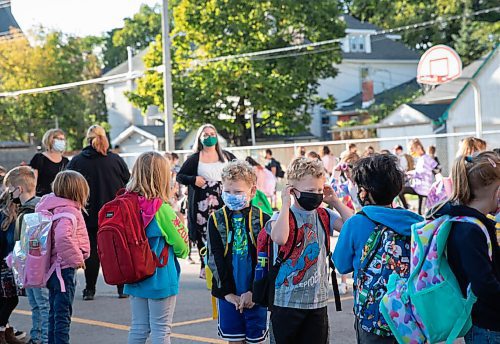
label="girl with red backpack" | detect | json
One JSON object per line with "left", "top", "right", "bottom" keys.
{"left": 124, "top": 152, "right": 189, "bottom": 344}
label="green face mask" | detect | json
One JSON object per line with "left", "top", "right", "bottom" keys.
{"left": 202, "top": 136, "right": 217, "bottom": 147}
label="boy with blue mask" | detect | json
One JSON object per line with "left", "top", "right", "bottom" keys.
{"left": 207, "top": 160, "right": 271, "bottom": 344}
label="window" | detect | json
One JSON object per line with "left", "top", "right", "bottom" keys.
{"left": 349, "top": 35, "right": 366, "bottom": 52}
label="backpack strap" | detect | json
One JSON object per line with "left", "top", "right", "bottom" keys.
{"left": 275, "top": 211, "right": 300, "bottom": 265}
{"left": 449, "top": 216, "right": 493, "bottom": 259}
{"left": 445, "top": 288, "right": 477, "bottom": 344}
{"left": 210, "top": 207, "right": 231, "bottom": 257}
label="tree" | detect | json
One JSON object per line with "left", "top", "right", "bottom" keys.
{"left": 0, "top": 30, "right": 107, "bottom": 149}
{"left": 345, "top": 0, "right": 499, "bottom": 62}
{"left": 128, "top": 0, "right": 345, "bottom": 145}
{"left": 102, "top": 4, "right": 162, "bottom": 71}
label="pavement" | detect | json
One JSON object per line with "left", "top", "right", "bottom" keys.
{"left": 10, "top": 252, "right": 358, "bottom": 344}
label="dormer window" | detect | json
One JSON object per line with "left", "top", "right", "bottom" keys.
{"left": 349, "top": 35, "right": 365, "bottom": 52}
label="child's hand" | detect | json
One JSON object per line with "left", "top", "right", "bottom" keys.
{"left": 224, "top": 293, "right": 241, "bottom": 310}
{"left": 323, "top": 184, "right": 340, "bottom": 206}
{"left": 239, "top": 291, "right": 255, "bottom": 312}
{"left": 282, "top": 185, "right": 293, "bottom": 208}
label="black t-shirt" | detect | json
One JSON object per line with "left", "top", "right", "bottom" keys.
{"left": 29, "top": 153, "right": 69, "bottom": 196}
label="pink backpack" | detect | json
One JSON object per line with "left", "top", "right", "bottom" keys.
{"left": 8, "top": 211, "right": 76, "bottom": 291}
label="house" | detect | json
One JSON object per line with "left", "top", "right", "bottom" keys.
{"left": 0, "top": 0, "right": 21, "bottom": 38}
{"left": 312, "top": 14, "right": 421, "bottom": 139}
{"left": 377, "top": 46, "right": 500, "bottom": 174}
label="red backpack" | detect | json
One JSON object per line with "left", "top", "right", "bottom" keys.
{"left": 252, "top": 207, "right": 342, "bottom": 310}
{"left": 97, "top": 190, "right": 168, "bottom": 285}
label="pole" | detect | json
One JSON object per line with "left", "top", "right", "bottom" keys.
{"left": 162, "top": 0, "right": 175, "bottom": 151}
{"left": 250, "top": 112, "right": 256, "bottom": 146}
{"left": 469, "top": 79, "right": 482, "bottom": 138}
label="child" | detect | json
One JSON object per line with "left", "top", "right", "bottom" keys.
{"left": 124, "top": 152, "right": 189, "bottom": 344}
{"left": 431, "top": 152, "right": 500, "bottom": 343}
{"left": 0, "top": 192, "right": 26, "bottom": 344}
{"left": 34, "top": 171, "right": 90, "bottom": 344}
{"left": 333, "top": 154, "right": 423, "bottom": 344}
{"left": 270, "top": 158, "right": 353, "bottom": 344}
{"left": 207, "top": 161, "right": 271, "bottom": 344}
{"left": 4, "top": 166, "right": 48, "bottom": 344}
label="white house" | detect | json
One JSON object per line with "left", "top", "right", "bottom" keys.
{"left": 312, "top": 15, "right": 421, "bottom": 139}
{"left": 377, "top": 46, "right": 500, "bottom": 174}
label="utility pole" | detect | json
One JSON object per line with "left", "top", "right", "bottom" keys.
{"left": 162, "top": 0, "right": 175, "bottom": 151}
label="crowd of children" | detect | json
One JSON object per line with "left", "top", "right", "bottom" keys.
{"left": 0, "top": 128, "right": 498, "bottom": 344}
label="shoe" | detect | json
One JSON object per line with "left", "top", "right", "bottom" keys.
{"left": 187, "top": 257, "right": 196, "bottom": 265}
{"left": 13, "top": 330, "right": 25, "bottom": 340}
{"left": 4, "top": 328, "right": 26, "bottom": 344}
{"left": 82, "top": 288, "right": 95, "bottom": 301}
{"left": 199, "top": 268, "right": 206, "bottom": 280}
{"left": 338, "top": 282, "right": 348, "bottom": 295}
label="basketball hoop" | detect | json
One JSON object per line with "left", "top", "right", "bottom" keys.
{"left": 417, "top": 45, "right": 462, "bottom": 85}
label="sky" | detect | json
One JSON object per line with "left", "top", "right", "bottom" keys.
{"left": 12, "top": 0, "right": 160, "bottom": 37}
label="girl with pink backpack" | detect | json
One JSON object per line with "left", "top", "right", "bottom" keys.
{"left": 35, "top": 171, "right": 90, "bottom": 344}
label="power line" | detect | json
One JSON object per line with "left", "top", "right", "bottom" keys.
{"left": 0, "top": 6, "right": 498, "bottom": 98}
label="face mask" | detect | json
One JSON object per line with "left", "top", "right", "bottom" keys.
{"left": 9, "top": 188, "right": 21, "bottom": 205}
{"left": 222, "top": 192, "right": 248, "bottom": 211}
{"left": 53, "top": 139, "right": 66, "bottom": 152}
{"left": 202, "top": 136, "right": 217, "bottom": 147}
{"left": 294, "top": 190, "right": 323, "bottom": 211}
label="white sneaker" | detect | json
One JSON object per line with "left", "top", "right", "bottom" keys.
{"left": 338, "top": 282, "right": 348, "bottom": 295}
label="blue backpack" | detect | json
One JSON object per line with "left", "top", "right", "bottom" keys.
{"left": 354, "top": 211, "right": 411, "bottom": 336}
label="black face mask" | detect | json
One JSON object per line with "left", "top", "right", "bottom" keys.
{"left": 9, "top": 189, "right": 21, "bottom": 205}
{"left": 295, "top": 191, "right": 323, "bottom": 211}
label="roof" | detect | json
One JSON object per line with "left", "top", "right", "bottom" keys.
{"left": 341, "top": 14, "right": 378, "bottom": 31}
{"left": 0, "top": 1, "right": 20, "bottom": 36}
{"left": 414, "top": 54, "right": 488, "bottom": 104}
{"left": 342, "top": 34, "right": 421, "bottom": 61}
{"left": 104, "top": 49, "right": 148, "bottom": 77}
{"left": 406, "top": 103, "right": 449, "bottom": 121}
{"left": 111, "top": 125, "right": 188, "bottom": 146}
{"left": 337, "top": 78, "right": 420, "bottom": 111}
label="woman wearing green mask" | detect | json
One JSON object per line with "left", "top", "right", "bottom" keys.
{"left": 177, "top": 124, "right": 236, "bottom": 279}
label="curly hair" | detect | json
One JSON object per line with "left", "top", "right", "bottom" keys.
{"left": 221, "top": 160, "right": 257, "bottom": 186}
{"left": 352, "top": 154, "right": 404, "bottom": 205}
{"left": 286, "top": 157, "right": 325, "bottom": 183}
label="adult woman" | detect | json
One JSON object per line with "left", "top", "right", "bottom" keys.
{"left": 245, "top": 156, "right": 276, "bottom": 198}
{"left": 177, "top": 124, "right": 235, "bottom": 279}
{"left": 0, "top": 193, "right": 25, "bottom": 344}
{"left": 399, "top": 138, "right": 437, "bottom": 214}
{"left": 321, "top": 146, "right": 338, "bottom": 175}
{"left": 29, "top": 129, "right": 69, "bottom": 197}
{"left": 67, "top": 125, "right": 130, "bottom": 300}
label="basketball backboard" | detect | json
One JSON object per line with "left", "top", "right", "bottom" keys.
{"left": 417, "top": 45, "right": 462, "bottom": 85}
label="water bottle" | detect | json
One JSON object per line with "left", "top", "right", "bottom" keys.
{"left": 255, "top": 252, "right": 268, "bottom": 281}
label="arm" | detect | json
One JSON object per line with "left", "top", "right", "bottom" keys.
{"left": 176, "top": 154, "right": 198, "bottom": 186}
{"left": 270, "top": 186, "right": 292, "bottom": 245}
{"left": 155, "top": 204, "right": 189, "bottom": 259}
{"left": 206, "top": 214, "right": 235, "bottom": 297}
{"left": 332, "top": 218, "right": 356, "bottom": 274}
{"left": 53, "top": 217, "right": 83, "bottom": 267}
{"left": 118, "top": 156, "right": 131, "bottom": 185}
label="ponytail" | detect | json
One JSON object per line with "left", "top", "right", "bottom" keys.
{"left": 450, "top": 151, "right": 500, "bottom": 205}
{"left": 86, "top": 125, "right": 110, "bottom": 156}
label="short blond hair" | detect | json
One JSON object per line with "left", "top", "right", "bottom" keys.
{"left": 42, "top": 129, "right": 65, "bottom": 151}
{"left": 126, "top": 151, "right": 171, "bottom": 203}
{"left": 4, "top": 166, "right": 36, "bottom": 192}
{"left": 221, "top": 160, "right": 257, "bottom": 187}
{"left": 287, "top": 157, "right": 325, "bottom": 183}
{"left": 52, "top": 170, "right": 89, "bottom": 209}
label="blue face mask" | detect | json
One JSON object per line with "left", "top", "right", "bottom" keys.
{"left": 222, "top": 192, "right": 248, "bottom": 211}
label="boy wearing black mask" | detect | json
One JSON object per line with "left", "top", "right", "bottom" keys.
{"left": 270, "top": 158, "right": 353, "bottom": 344}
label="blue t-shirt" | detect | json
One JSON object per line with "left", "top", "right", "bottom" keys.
{"left": 231, "top": 213, "right": 253, "bottom": 295}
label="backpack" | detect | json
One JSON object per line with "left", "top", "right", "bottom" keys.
{"left": 8, "top": 210, "right": 76, "bottom": 291}
{"left": 97, "top": 190, "right": 168, "bottom": 285}
{"left": 252, "top": 207, "right": 342, "bottom": 311}
{"left": 354, "top": 211, "right": 411, "bottom": 337}
{"left": 379, "top": 216, "right": 492, "bottom": 344}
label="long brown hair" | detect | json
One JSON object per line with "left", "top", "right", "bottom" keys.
{"left": 450, "top": 151, "right": 500, "bottom": 205}
{"left": 1, "top": 191, "right": 18, "bottom": 231}
{"left": 86, "top": 125, "right": 110, "bottom": 156}
{"left": 192, "top": 124, "right": 226, "bottom": 162}
{"left": 52, "top": 170, "right": 90, "bottom": 210}
{"left": 126, "top": 152, "right": 171, "bottom": 203}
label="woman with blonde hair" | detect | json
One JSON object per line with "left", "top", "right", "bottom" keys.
{"left": 177, "top": 124, "right": 235, "bottom": 279}
{"left": 29, "top": 129, "right": 69, "bottom": 196}
{"left": 458, "top": 137, "right": 487, "bottom": 156}
{"left": 67, "top": 125, "right": 130, "bottom": 300}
